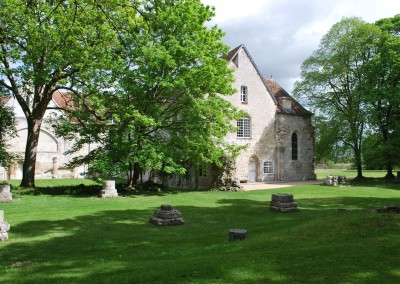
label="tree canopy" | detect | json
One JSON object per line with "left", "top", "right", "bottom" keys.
{"left": 0, "top": 0, "right": 127, "bottom": 186}
{"left": 0, "top": 92, "right": 16, "bottom": 167}
{"left": 294, "top": 15, "right": 400, "bottom": 178}
{"left": 53, "top": 0, "right": 242, "bottom": 187}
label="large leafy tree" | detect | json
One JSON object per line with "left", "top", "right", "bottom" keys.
{"left": 294, "top": 17, "right": 382, "bottom": 179}
{"left": 363, "top": 15, "right": 400, "bottom": 178}
{"left": 55, "top": 0, "right": 241, "bottom": 187}
{"left": 0, "top": 91, "right": 16, "bottom": 167}
{"left": 0, "top": 0, "right": 123, "bottom": 187}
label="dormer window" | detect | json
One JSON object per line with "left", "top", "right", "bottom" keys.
{"left": 240, "top": 86, "right": 248, "bottom": 103}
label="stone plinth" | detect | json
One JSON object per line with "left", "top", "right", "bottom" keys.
{"left": 229, "top": 229, "right": 247, "bottom": 241}
{"left": 270, "top": 193, "right": 299, "bottom": 212}
{"left": 101, "top": 180, "right": 118, "bottom": 198}
{"left": 0, "top": 184, "right": 12, "bottom": 203}
{"left": 0, "top": 210, "right": 10, "bottom": 241}
{"left": 324, "top": 175, "right": 347, "bottom": 186}
{"left": 150, "top": 204, "right": 184, "bottom": 226}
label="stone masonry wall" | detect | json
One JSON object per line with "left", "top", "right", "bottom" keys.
{"left": 223, "top": 48, "right": 277, "bottom": 183}
{"left": 275, "top": 113, "right": 315, "bottom": 181}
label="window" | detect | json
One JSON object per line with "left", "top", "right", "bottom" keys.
{"left": 237, "top": 116, "right": 251, "bottom": 138}
{"left": 199, "top": 164, "right": 207, "bottom": 177}
{"left": 292, "top": 132, "right": 298, "bottom": 160}
{"left": 240, "top": 86, "right": 248, "bottom": 103}
{"left": 263, "top": 161, "right": 274, "bottom": 174}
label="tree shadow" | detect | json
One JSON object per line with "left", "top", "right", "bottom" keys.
{"left": 0, "top": 194, "right": 400, "bottom": 283}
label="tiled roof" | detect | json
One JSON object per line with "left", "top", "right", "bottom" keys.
{"left": 221, "top": 44, "right": 242, "bottom": 61}
{"left": 265, "top": 79, "right": 312, "bottom": 117}
{"left": 52, "top": 91, "right": 74, "bottom": 110}
{"left": 0, "top": 96, "right": 10, "bottom": 105}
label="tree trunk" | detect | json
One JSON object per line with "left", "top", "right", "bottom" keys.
{"left": 385, "top": 163, "right": 395, "bottom": 179}
{"left": 20, "top": 119, "right": 42, "bottom": 187}
{"left": 354, "top": 146, "right": 363, "bottom": 179}
{"left": 127, "top": 162, "right": 140, "bottom": 187}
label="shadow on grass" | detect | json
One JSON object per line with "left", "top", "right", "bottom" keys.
{"left": 1, "top": 195, "right": 400, "bottom": 283}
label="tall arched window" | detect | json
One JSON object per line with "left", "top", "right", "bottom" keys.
{"left": 237, "top": 115, "right": 251, "bottom": 138}
{"left": 292, "top": 132, "right": 298, "bottom": 160}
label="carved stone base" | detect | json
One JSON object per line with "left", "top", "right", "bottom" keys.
{"left": 150, "top": 204, "right": 184, "bottom": 226}
{"left": 0, "top": 184, "right": 12, "bottom": 203}
{"left": 229, "top": 229, "right": 247, "bottom": 241}
{"left": 270, "top": 193, "right": 299, "bottom": 212}
{"left": 0, "top": 210, "right": 10, "bottom": 241}
{"left": 100, "top": 180, "right": 118, "bottom": 198}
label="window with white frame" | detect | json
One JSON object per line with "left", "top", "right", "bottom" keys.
{"left": 263, "top": 161, "right": 274, "bottom": 174}
{"left": 240, "top": 86, "right": 248, "bottom": 103}
{"left": 237, "top": 116, "right": 251, "bottom": 138}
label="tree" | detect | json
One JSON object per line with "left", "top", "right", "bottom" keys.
{"left": 54, "top": 0, "right": 242, "bottom": 187}
{"left": 363, "top": 15, "right": 400, "bottom": 178}
{"left": 294, "top": 17, "right": 382, "bottom": 179}
{"left": 0, "top": 92, "right": 16, "bottom": 167}
{"left": 312, "top": 115, "right": 352, "bottom": 165}
{"left": 0, "top": 0, "right": 123, "bottom": 187}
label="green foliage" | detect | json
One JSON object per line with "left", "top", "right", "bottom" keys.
{"left": 0, "top": 95, "right": 16, "bottom": 167}
{"left": 0, "top": 0, "right": 125, "bottom": 186}
{"left": 362, "top": 15, "right": 400, "bottom": 176}
{"left": 54, "top": 0, "right": 242, "bottom": 186}
{"left": 1, "top": 184, "right": 400, "bottom": 283}
{"left": 313, "top": 115, "right": 352, "bottom": 163}
{"left": 294, "top": 17, "right": 398, "bottom": 178}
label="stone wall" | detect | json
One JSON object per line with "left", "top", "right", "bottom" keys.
{"left": 223, "top": 48, "right": 277, "bottom": 183}
{"left": 275, "top": 113, "right": 315, "bottom": 181}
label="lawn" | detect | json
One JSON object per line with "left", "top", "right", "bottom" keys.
{"left": 315, "top": 169, "right": 390, "bottom": 180}
{"left": 1, "top": 180, "right": 400, "bottom": 283}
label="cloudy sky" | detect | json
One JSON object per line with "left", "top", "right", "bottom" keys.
{"left": 201, "top": 0, "right": 399, "bottom": 94}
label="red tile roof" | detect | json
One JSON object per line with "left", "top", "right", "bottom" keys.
{"left": 265, "top": 79, "right": 312, "bottom": 117}
{"left": 52, "top": 91, "right": 74, "bottom": 110}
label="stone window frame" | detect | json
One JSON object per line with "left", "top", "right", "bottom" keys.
{"left": 263, "top": 160, "right": 274, "bottom": 174}
{"left": 291, "top": 132, "right": 298, "bottom": 160}
{"left": 240, "top": 86, "right": 248, "bottom": 103}
{"left": 237, "top": 115, "right": 251, "bottom": 138}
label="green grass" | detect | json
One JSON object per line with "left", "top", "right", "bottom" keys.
{"left": 1, "top": 181, "right": 400, "bottom": 283}
{"left": 315, "top": 169, "right": 390, "bottom": 180}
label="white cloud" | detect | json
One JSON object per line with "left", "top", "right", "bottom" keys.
{"left": 202, "top": 0, "right": 400, "bottom": 93}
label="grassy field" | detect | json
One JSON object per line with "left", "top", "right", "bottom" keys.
{"left": 315, "top": 169, "right": 390, "bottom": 180}
{"left": 1, "top": 179, "right": 400, "bottom": 283}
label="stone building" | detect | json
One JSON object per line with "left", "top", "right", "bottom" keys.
{"left": 0, "top": 92, "right": 87, "bottom": 180}
{"left": 192, "top": 44, "right": 315, "bottom": 187}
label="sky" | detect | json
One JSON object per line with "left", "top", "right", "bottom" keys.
{"left": 201, "top": 0, "right": 400, "bottom": 94}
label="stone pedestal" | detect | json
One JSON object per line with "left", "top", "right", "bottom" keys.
{"left": 0, "top": 184, "right": 12, "bottom": 203}
{"left": 229, "top": 229, "right": 247, "bottom": 241}
{"left": 100, "top": 180, "right": 118, "bottom": 198}
{"left": 0, "top": 210, "right": 10, "bottom": 241}
{"left": 150, "top": 204, "right": 184, "bottom": 226}
{"left": 324, "top": 175, "right": 347, "bottom": 186}
{"left": 270, "top": 193, "right": 299, "bottom": 212}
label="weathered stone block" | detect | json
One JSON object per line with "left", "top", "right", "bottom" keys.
{"left": 0, "top": 184, "right": 12, "bottom": 203}
{"left": 229, "top": 229, "right": 247, "bottom": 241}
{"left": 100, "top": 180, "right": 118, "bottom": 198}
{"left": 270, "top": 193, "right": 299, "bottom": 212}
{"left": 0, "top": 210, "right": 10, "bottom": 241}
{"left": 150, "top": 204, "right": 184, "bottom": 226}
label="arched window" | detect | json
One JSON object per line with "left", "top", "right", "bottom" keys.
{"left": 237, "top": 115, "right": 251, "bottom": 138}
{"left": 292, "top": 132, "right": 298, "bottom": 160}
{"left": 240, "top": 86, "right": 248, "bottom": 103}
